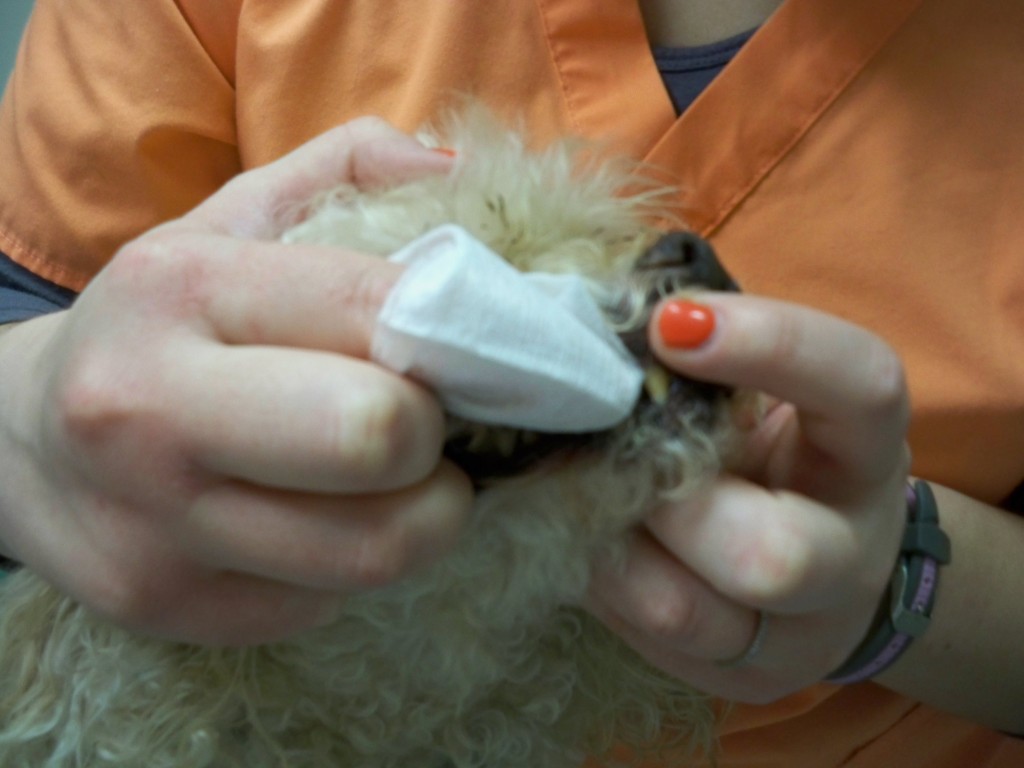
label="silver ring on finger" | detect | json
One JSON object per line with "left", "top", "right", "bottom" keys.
{"left": 716, "top": 609, "right": 770, "bottom": 669}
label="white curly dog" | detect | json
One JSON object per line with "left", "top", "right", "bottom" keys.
{"left": 0, "top": 107, "right": 748, "bottom": 768}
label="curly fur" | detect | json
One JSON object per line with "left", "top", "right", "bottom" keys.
{"left": 0, "top": 107, "right": 744, "bottom": 767}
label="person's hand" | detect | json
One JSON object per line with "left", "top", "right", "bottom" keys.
{"left": 0, "top": 118, "right": 473, "bottom": 646}
{"left": 585, "top": 293, "right": 911, "bottom": 703}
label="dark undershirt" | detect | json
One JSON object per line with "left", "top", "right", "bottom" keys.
{"left": 0, "top": 253, "right": 77, "bottom": 323}
{"left": 652, "top": 27, "right": 755, "bottom": 114}
{"left": 0, "top": 31, "right": 754, "bottom": 325}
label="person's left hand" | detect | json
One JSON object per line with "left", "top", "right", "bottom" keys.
{"left": 584, "top": 293, "right": 911, "bottom": 703}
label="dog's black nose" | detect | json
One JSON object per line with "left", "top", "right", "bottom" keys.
{"left": 618, "top": 231, "right": 739, "bottom": 432}
{"left": 632, "top": 231, "right": 740, "bottom": 294}
{"left": 618, "top": 231, "right": 738, "bottom": 362}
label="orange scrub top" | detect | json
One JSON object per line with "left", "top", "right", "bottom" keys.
{"left": 1, "top": 0, "right": 1022, "bottom": 765}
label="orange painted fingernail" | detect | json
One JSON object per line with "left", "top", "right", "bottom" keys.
{"left": 658, "top": 299, "right": 716, "bottom": 349}
{"left": 432, "top": 147, "right": 457, "bottom": 157}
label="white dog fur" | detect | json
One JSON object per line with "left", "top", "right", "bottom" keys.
{"left": 0, "top": 107, "right": 746, "bottom": 768}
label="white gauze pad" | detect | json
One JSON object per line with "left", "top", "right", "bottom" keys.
{"left": 371, "top": 225, "right": 643, "bottom": 432}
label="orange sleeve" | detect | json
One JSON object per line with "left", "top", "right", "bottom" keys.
{"left": 0, "top": 0, "right": 242, "bottom": 290}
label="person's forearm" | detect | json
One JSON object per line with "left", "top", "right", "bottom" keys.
{"left": 0, "top": 320, "right": 27, "bottom": 562}
{"left": 0, "top": 321, "right": 14, "bottom": 557}
{"left": 0, "top": 325, "right": 11, "bottom": 561}
{"left": 0, "top": 317, "right": 45, "bottom": 563}
{"left": 877, "top": 482, "right": 1024, "bottom": 734}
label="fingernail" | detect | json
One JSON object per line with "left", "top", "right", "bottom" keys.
{"left": 657, "top": 299, "right": 716, "bottom": 349}
{"left": 432, "top": 147, "right": 457, "bottom": 157}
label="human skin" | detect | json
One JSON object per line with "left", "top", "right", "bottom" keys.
{"left": 585, "top": 293, "right": 1024, "bottom": 734}
{"left": 0, "top": 0, "right": 1021, "bottom": 730}
{"left": 0, "top": 113, "right": 1021, "bottom": 734}
{"left": 0, "top": 119, "right": 473, "bottom": 647}
{"left": 638, "top": 0, "right": 786, "bottom": 45}
{"left": 580, "top": 0, "right": 1024, "bottom": 737}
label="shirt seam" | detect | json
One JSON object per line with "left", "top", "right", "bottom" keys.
{"left": 532, "top": 0, "right": 584, "bottom": 135}
{"left": 703, "top": 2, "right": 924, "bottom": 236}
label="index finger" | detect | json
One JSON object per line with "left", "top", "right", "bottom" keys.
{"left": 186, "top": 117, "right": 453, "bottom": 239}
{"left": 650, "top": 294, "right": 910, "bottom": 488}
{"left": 106, "top": 120, "right": 450, "bottom": 358}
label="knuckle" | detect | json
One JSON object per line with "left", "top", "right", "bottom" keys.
{"left": 342, "top": 259, "right": 404, "bottom": 324}
{"left": 762, "top": 311, "right": 804, "bottom": 365}
{"left": 343, "top": 525, "right": 411, "bottom": 589}
{"left": 108, "top": 231, "right": 216, "bottom": 315}
{"left": 335, "top": 391, "right": 407, "bottom": 470}
{"left": 730, "top": 522, "right": 814, "bottom": 605}
{"left": 431, "top": 462, "right": 475, "bottom": 529}
{"left": 83, "top": 564, "right": 168, "bottom": 631}
{"left": 328, "top": 469, "right": 471, "bottom": 590}
{"left": 328, "top": 116, "right": 401, "bottom": 170}
{"left": 53, "top": 345, "right": 179, "bottom": 452}
{"left": 107, "top": 233, "right": 180, "bottom": 288}
{"left": 861, "top": 344, "right": 909, "bottom": 421}
{"left": 55, "top": 352, "right": 139, "bottom": 443}
{"left": 632, "top": 587, "right": 704, "bottom": 645}
{"left": 330, "top": 386, "right": 443, "bottom": 486}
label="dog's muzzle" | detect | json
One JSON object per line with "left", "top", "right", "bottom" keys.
{"left": 444, "top": 231, "right": 740, "bottom": 484}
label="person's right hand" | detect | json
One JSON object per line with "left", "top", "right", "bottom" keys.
{"left": 0, "top": 118, "right": 473, "bottom": 646}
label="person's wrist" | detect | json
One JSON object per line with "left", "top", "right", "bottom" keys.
{"left": 0, "top": 315, "right": 66, "bottom": 572}
{"left": 826, "top": 480, "right": 952, "bottom": 684}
